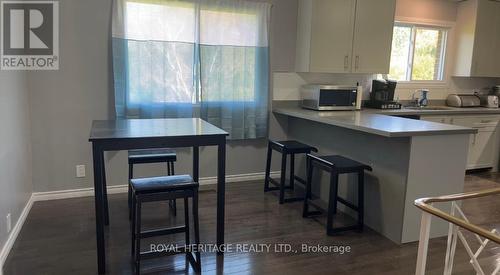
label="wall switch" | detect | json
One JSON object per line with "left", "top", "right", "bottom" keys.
{"left": 76, "top": 165, "right": 86, "bottom": 178}
{"left": 6, "top": 213, "right": 11, "bottom": 233}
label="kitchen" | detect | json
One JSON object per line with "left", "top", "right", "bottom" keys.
{"left": 0, "top": 0, "right": 499, "bottom": 274}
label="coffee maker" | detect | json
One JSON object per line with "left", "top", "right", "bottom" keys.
{"left": 366, "top": 79, "right": 401, "bottom": 109}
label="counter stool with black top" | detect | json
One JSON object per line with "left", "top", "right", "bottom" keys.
{"left": 128, "top": 149, "right": 177, "bottom": 219}
{"left": 131, "top": 174, "right": 201, "bottom": 274}
{"left": 264, "top": 140, "right": 318, "bottom": 204}
{"left": 303, "top": 154, "right": 372, "bottom": 236}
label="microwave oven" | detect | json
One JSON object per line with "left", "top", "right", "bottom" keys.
{"left": 301, "top": 85, "right": 362, "bottom": 111}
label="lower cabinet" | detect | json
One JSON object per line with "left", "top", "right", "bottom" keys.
{"left": 421, "top": 115, "right": 500, "bottom": 170}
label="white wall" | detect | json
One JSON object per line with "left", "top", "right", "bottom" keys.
{"left": 28, "top": 0, "right": 296, "bottom": 193}
{"left": 395, "top": 0, "right": 457, "bottom": 22}
{"left": 0, "top": 70, "right": 33, "bottom": 261}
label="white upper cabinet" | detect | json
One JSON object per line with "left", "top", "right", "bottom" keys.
{"left": 295, "top": 0, "right": 396, "bottom": 74}
{"left": 453, "top": 0, "right": 500, "bottom": 77}
{"left": 351, "top": 0, "right": 396, "bottom": 74}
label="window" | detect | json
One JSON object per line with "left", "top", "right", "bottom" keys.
{"left": 388, "top": 23, "right": 448, "bottom": 82}
{"left": 123, "top": 1, "right": 264, "bottom": 105}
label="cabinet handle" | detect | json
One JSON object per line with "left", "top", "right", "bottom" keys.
{"left": 355, "top": 55, "right": 359, "bottom": 71}
{"left": 344, "top": 55, "right": 349, "bottom": 71}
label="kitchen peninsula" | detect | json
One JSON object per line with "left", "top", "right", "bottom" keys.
{"left": 273, "top": 105, "right": 478, "bottom": 244}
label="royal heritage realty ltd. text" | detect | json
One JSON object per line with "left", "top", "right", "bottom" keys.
{"left": 150, "top": 243, "right": 352, "bottom": 254}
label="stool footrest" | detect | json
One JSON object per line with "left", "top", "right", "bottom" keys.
{"left": 268, "top": 178, "right": 294, "bottom": 189}
{"left": 293, "top": 175, "right": 307, "bottom": 185}
{"left": 283, "top": 197, "right": 304, "bottom": 203}
{"left": 139, "top": 226, "right": 186, "bottom": 239}
{"left": 337, "top": 197, "right": 359, "bottom": 211}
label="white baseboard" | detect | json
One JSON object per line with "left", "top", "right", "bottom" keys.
{"left": 32, "top": 171, "right": 281, "bottom": 201}
{"left": 0, "top": 194, "right": 35, "bottom": 275}
{"left": 0, "top": 170, "right": 280, "bottom": 273}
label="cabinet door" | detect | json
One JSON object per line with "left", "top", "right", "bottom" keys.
{"left": 309, "top": 0, "right": 356, "bottom": 73}
{"left": 351, "top": 0, "right": 396, "bottom": 74}
{"left": 451, "top": 115, "right": 500, "bottom": 169}
{"left": 420, "top": 116, "right": 450, "bottom": 124}
{"left": 471, "top": 0, "right": 500, "bottom": 77}
{"left": 467, "top": 129, "right": 496, "bottom": 169}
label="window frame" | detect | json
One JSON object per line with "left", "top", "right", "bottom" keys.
{"left": 390, "top": 20, "right": 451, "bottom": 86}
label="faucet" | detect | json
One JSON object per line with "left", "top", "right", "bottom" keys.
{"left": 411, "top": 89, "right": 429, "bottom": 107}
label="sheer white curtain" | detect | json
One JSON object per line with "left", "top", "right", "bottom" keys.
{"left": 112, "top": 0, "right": 271, "bottom": 139}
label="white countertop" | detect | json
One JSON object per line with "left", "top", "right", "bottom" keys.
{"left": 273, "top": 106, "right": 478, "bottom": 137}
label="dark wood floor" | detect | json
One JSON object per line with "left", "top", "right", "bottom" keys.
{"left": 4, "top": 172, "right": 500, "bottom": 275}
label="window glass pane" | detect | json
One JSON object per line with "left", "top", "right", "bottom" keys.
{"left": 200, "top": 46, "right": 256, "bottom": 102}
{"left": 388, "top": 26, "right": 412, "bottom": 81}
{"left": 125, "top": 2, "right": 196, "bottom": 104}
{"left": 200, "top": 10, "right": 258, "bottom": 102}
{"left": 200, "top": 10, "right": 258, "bottom": 47}
{"left": 412, "top": 28, "right": 444, "bottom": 81}
{"left": 125, "top": 2, "right": 195, "bottom": 42}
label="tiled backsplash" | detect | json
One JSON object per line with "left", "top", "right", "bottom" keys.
{"left": 273, "top": 72, "right": 500, "bottom": 101}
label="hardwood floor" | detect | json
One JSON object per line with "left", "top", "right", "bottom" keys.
{"left": 3, "top": 172, "right": 499, "bottom": 275}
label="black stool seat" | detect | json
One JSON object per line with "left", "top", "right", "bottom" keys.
{"left": 131, "top": 175, "right": 198, "bottom": 194}
{"left": 270, "top": 140, "right": 318, "bottom": 154}
{"left": 308, "top": 155, "right": 372, "bottom": 173}
{"left": 128, "top": 148, "right": 177, "bottom": 164}
{"left": 128, "top": 148, "right": 178, "bottom": 219}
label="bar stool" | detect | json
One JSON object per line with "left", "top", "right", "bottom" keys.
{"left": 131, "top": 174, "right": 201, "bottom": 274}
{"left": 264, "top": 140, "right": 317, "bottom": 204}
{"left": 128, "top": 149, "right": 177, "bottom": 219}
{"left": 303, "top": 154, "right": 372, "bottom": 236}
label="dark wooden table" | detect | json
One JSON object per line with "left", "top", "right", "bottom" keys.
{"left": 89, "top": 118, "right": 228, "bottom": 274}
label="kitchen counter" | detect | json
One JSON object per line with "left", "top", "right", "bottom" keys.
{"left": 273, "top": 106, "right": 477, "bottom": 137}
{"left": 272, "top": 103, "right": 475, "bottom": 244}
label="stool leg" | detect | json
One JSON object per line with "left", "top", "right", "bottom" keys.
{"left": 327, "top": 171, "right": 339, "bottom": 236}
{"left": 192, "top": 189, "right": 201, "bottom": 271}
{"left": 303, "top": 157, "right": 313, "bottom": 217}
{"left": 279, "top": 153, "right": 287, "bottom": 204}
{"left": 128, "top": 163, "right": 133, "bottom": 220}
{"left": 289, "top": 154, "right": 295, "bottom": 190}
{"left": 358, "top": 170, "right": 365, "bottom": 231}
{"left": 131, "top": 193, "right": 135, "bottom": 256}
{"left": 264, "top": 143, "right": 272, "bottom": 192}
{"left": 169, "top": 162, "right": 177, "bottom": 216}
{"left": 184, "top": 197, "right": 190, "bottom": 246}
{"left": 135, "top": 199, "right": 142, "bottom": 273}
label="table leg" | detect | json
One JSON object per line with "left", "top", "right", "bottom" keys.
{"left": 193, "top": 146, "right": 199, "bottom": 182}
{"left": 92, "top": 143, "right": 106, "bottom": 274}
{"left": 101, "top": 153, "right": 109, "bottom": 226}
{"left": 217, "top": 141, "right": 226, "bottom": 254}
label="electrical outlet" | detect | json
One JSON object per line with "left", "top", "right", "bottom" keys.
{"left": 6, "top": 213, "right": 11, "bottom": 233}
{"left": 76, "top": 165, "right": 86, "bottom": 178}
